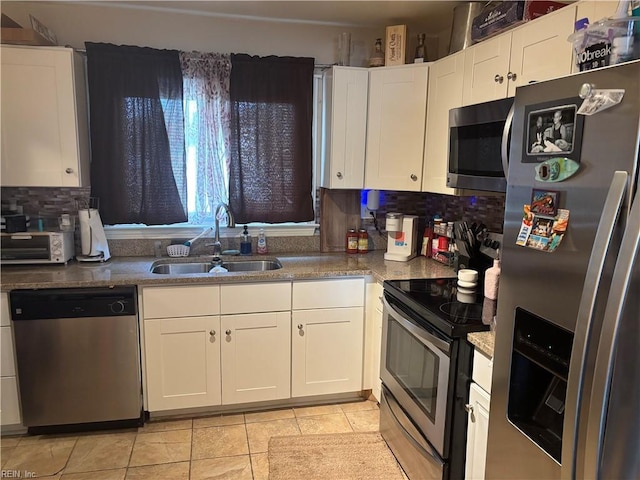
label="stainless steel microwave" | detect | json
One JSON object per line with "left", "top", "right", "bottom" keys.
{"left": 447, "top": 97, "right": 514, "bottom": 193}
{"left": 1, "top": 231, "right": 75, "bottom": 265}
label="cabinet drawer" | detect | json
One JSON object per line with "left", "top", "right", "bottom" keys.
{"left": 293, "top": 278, "right": 365, "bottom": 310}
{"left": 473, "top": 350, "right": 493, "bottom": 394}
{"left": 142, "top": 285, "right": 220, "bottom": 319}
{"left": 220, "top": 282, "right": 291, "bottom": 314}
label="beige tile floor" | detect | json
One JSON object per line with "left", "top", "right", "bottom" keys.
{"left": 0, "top": 399, "right": 380, "bottom": 479}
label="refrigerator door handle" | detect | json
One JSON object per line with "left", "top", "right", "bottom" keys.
{"left": 582, "top": 191, "right": 640, "bottom": 480}
{"left": 501, "top": 103, "right": 515, "bottom": 178}
{"left": 561, "top": 170, "right": 628, "bottom": 480}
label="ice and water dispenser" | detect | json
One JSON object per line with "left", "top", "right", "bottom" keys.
{"left": 507, "top": 308, "right": 574, "bottom": 463}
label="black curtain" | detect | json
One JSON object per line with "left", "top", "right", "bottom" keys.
{"left": 85, "top": 43, "right": 187, "bottom": 225}
{"left": 229, "top": 54, "right": 314, "bottom": 224}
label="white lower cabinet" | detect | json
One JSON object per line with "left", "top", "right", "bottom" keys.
{"left": 144, "top": 316, "right": 222, "bottom": 411}
{"left": 292, "top": 278, "right": 365, "bottom": 398}
{"left": 142, "top": 278, "right": 365, "bottom": 412}
{"left": 364, "top": 281, "right": 384, "bottom": 402}
{"left": 465, "top": 382, "right": 491, "bottom": 480}
{"left": 1, "top": 293, "right": 21, "bottom": 427}
{"left": 292, "top": 307, "right": 364, "bottom": 397}
{"left": 221, "top": 312, "right": 291, "bottom": 404}
{"left": 465, "top": 349, "right": 493, "bottom": 480}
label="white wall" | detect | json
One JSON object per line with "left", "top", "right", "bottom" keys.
{"left": 1, "top": 1, "right": 385, "bottom": 65}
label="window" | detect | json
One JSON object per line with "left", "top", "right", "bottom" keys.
{"left": 87, "top": 44, "right": 317, "bottom": 236}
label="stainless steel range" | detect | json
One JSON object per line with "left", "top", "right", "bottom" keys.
{"left": 380, "top": 278, "right": 491, "bottom": 480}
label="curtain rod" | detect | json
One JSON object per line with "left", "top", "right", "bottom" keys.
{"left": 70, "top": 47, "right": 336, "bottom": 68}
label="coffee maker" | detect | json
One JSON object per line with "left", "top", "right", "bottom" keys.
{"left": 384, "top": 213, "right": 419, "bottom": 262}
{"left": 77, "top": 205, "right": 110, "bottom": 262}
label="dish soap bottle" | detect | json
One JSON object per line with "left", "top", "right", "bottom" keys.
{"left": 257, "top": 228, "right": 268, "bottom": 254}
{"left": 240, "top": 225, "right": 252, "bottom": 255}
{"left": 484, "top": 257, "right": 501, "bottom": 300}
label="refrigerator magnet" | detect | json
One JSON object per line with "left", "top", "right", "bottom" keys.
{"left": 516, "top": 205, "right": 570, "bottom": 253}
{"left": 531, "top": 189, "right": 560, "bottom": 217}
{"left": 535, "top": 157, "right": 580, "bottom": 182}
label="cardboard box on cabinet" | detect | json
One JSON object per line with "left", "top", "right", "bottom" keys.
{"left": 471, "top": 1, "right": 568, "bottom": 44}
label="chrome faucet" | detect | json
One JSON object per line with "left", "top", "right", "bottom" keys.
{"left": 211, "top": 203, "right": 235, "bottom": 260}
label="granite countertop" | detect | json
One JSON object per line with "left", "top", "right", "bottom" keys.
{"left": 0, "top": 250, "right": 456, "bottom": 291}
{"left": 467, "top": 331, "right": 495, "bottom": 358}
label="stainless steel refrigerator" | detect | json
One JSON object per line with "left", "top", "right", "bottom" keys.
{"left": 486, "top": 60, "right": 640, "bottom": 479}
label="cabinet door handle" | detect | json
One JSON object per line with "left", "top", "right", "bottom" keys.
{"left": 507, "top": 71, "right": 517, "bottom": 81}
{"left": 494, "top": 74, "right": 504, "bottom": 84}
{"left": 225, "top": 329, "right": 232, "bottom": 335}
{"left": 336, "top": 172, "right": 343, "bottom": 179}
{"left": 465, "top": 403, "right": 475, "bottom": 422}
{"left": 65, "top": 168, "right": 74, "bottom": 174}
{"left": 297, "top": 324, "right": 304, "bottom": 330}
{"left": 410, "top": 174, "right": 418, "bottom": 181}
{"left": 209, "top": 330, "right": 216, "bottom": 336}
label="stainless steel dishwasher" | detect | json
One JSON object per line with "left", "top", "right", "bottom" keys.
{"left": 10, "top": 286, "right": 143, "bottom": 432}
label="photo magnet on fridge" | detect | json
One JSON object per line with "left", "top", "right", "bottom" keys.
{"left": 522, "top": 97, "right": 585, "bottom": 165}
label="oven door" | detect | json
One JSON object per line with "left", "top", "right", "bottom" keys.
{"left": 381, "top": 295, "right": 452, "bottom": 457}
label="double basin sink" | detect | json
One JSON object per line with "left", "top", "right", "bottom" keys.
{"left": 151, "top": 258, "right": 282, "bottom": 274}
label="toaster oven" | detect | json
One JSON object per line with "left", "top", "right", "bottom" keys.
{"left": 1, "top": 231, "right": 75, "bottom": 265}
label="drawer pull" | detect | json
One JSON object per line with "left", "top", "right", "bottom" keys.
{"left": 225, "top": 329, "right": 232, "bottom": 335}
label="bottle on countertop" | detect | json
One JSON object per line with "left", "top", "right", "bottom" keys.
{"left": 484, "top": 257, "right": 501, "bottom": 300}
{"left": 257, "top": 228, "right": 268, "bottom": 254}
{"left": 357, "top": 229, "right": 369, "bottom": 253}
{"left": 346, "top": 229, "right": 359, "bottom": 254}
{"left": 421, "top": 222, "right": 433, "bottom": 257}
{"left": 240, "top": 225, "right": 252, "bottom": 255}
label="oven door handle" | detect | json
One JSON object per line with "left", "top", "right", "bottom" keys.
{"left": 383, "top": 296, "right": 451, "bottom": 354}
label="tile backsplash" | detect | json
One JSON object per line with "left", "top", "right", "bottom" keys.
{"left": 2, "top": 187, "right": 505, "bottom": 255}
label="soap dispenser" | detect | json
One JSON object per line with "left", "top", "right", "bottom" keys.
{"left": 240, "top": 225, "right": 252, "bottom": 255}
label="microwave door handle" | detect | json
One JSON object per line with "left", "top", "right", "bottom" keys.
{"left": 383, "top": 296, "right": 451, "bottom": 354}
{"left": 561, "top": 171, "right": 628, "bottom": 480}
{"left": 501, "top": 103, "right": 515, "bottom": 179}
{"left": 582, "top": 191, "right": 640, "bottom": 480}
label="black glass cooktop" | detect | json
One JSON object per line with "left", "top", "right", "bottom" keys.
{"left": 383, "top": 278, "right": 494, "bottom": 338}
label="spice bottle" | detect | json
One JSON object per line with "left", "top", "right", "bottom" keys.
{"left": 346, "top": 229, "right": 359, "bottom": 253}
{"left": 484, "top": 258, "right": 501, "bottom": 300}
{"left": 421, "top": 223, "right": 433, "bottom": 257}
{"left": 357, "top": 229, "right": 369, "bottom": 253}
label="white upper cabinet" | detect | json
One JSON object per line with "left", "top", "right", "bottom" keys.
{"left": 321, "top": 67, "right": 369, "bottom": 189}
{"left": 507, "top": 5, "right": 577, "bottom": 96}
{"left": 1, "top": 46, "right": 90, "bottom": 187}
{"left": 462, "top": 34, "right": 512, "bottom": 106}
{"left": 462, "top": 5, "right": 577, "bottom": 105}
{"left": 422, "top": 51, "right": 465, "bottom": 195}
{"left": 365, "top": 63, "right": 429, "bottom": 192}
